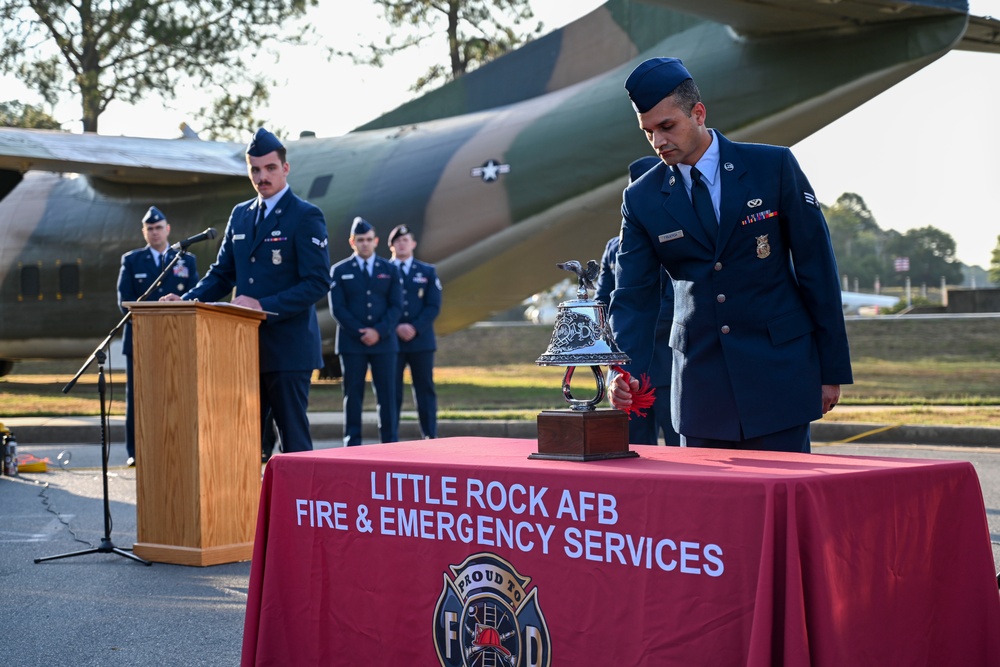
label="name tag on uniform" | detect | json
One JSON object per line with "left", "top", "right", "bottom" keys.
{"left": 658, "top": 231, "right": 684, "bottom": 243}
{"left": 233, "top": 233, "right": 246, "bottom": 241}
{"left": 342, "top": 273, "right": 355, "bottom": 279}
{"left": 135, "top": 273, "right": 148, "bottom": 279}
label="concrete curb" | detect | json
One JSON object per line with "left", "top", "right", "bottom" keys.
{"left": 3, "top": 414, "right": 999, "bottom": 448}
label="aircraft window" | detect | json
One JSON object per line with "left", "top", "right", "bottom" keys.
{"left": 19, "top": 264, "right": 41, "bottom": 301}
{"left": 308, "top": 174, "right": 333, "bottom": 199}
{"left": 59, "top": 263, "right": 81, "bottom": 300}
{"left": 0, "top": 169, "right": 22, "bottom": 201}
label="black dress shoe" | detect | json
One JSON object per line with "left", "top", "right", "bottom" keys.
{"left": 126, "top": 456, "right": 136, "bottom": 467}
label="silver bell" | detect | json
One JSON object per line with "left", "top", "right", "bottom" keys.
{"left": 537, "top": 297, "right": 630, "bottom": 410}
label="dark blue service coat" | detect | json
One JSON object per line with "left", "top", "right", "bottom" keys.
{"left": 329, "top": 256, "right": 403, "bottom": 355}
{"left": 182, "top": 189, "right": 331, "bottom": 373}
{"left": 117, "top": 247, "right": 199, "bottom": 355}
{"left": 397, "top": 259, "right": 441, "bottom": 354}
{"left": 329, "top": 254, "right": 403, "bottom": 446}
{"left": 610, "top": 131, "right": 852, "bottom": 441}
{"left": 395, "top": 258, "right": 442, "bottom": 439}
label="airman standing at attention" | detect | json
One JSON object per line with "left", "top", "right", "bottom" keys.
{"left": 329, "top": 217, "right": 403, "bottom": 447}
{"left": 117, "top": 206, "right": 199, "bottom": 466}
{"left": 162, "top": 128, "right": 331, "bottom": 454}
{"left": 609, "top": 57, "right": 852, "bottom": 453}
{"left": 388, "top": 224, "right": 442, "bottom": 440}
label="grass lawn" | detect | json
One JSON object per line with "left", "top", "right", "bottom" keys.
{"left": 3, "top": 358, "right": 1000, "bottom": 427}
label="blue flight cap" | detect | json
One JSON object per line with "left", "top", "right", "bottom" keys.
{"left": 625, "top": 57, "right": 693, "bottom": 113}
{"left": 351, "top": 216, "right": 374, "bottom": 236}
{"left": 388, "top": 224, "right": 411, "bottom": 245}
{"left": 246, "top": 127, "right": 284, "bottom": 157}
{"left": 142, "top": 206, "right": 166, "bottom": 225}
{"left": 628, "top": 156, "right": 661, "bottom": 183}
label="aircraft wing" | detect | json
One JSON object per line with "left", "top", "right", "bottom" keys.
{"left": 661, "top": 0, "right": 1000, "bottom": 51}
{"left": 959, "top": 13, "right": 1000, "bottom": 53}
{"left": 0, "top": 128, "right": 246, "bottom": 185}
{"left": 655, "top": 0, "right": 969, "bottom": 34}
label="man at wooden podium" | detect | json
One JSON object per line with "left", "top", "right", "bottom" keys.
{"left": 161, "top": 128, "right": 331, "bottom": 452}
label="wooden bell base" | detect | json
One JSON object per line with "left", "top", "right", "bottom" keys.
{"left": 531, "top": 409, "right": 638, "bottom": 461}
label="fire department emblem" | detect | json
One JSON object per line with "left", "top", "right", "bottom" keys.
{"left": 756, "top": 234, "right": 771, "bottom": 259}
{"left": 433, "top": 553, "right": 551, "bottom": 667}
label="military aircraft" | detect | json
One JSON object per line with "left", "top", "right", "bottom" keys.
{"left": 841, "top": 291, "right": 901, "bottom": 316}
{"left": 1, "top": 0, "right": 997, "bottom": 376}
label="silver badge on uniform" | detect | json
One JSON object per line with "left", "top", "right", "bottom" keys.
{"left": 724, "top": 162, "right": 734, "bottom": 171}
{"left": 756, "top": 234, "right": 771, "bottom": 259}
{"left": 272, "top": 249, "right": 282, "bottom": 265}
{"left": 669, "top": 175, "right": 676, "bottom": 186}
{"left": 747, "top": 198, "right": 762, "bottom": 208}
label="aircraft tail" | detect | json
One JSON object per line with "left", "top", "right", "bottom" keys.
{"left": 354, "top": 0, "right": 999, "bottom": 132}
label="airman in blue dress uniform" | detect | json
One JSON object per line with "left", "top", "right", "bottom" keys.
{"left": 329, "top": 217, "right": 403, "bottom": 447}
{"left": 165, "top": 128, "right": 331, "bottom": 453}
{"left": 117, "top": 205, "right": 199, "bottom": 465}
{"left": 609, "top": 58, "right": 852, "bottom": 453}
{"left": 596, "top": 157, "right": 679, "bottom": 447}
{"left": 388, "top": 224, "right": 442, "bottom": 439}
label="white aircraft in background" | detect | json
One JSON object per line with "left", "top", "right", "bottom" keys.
{"left": 841, "top": 291, "right": 901, "bottom": 316}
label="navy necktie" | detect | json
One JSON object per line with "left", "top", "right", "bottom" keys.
{"left": 690, "top": 166, "right": 718, "bottom": 245}
{"left": 255, "top": 201, "right": 267, "bottom": 228}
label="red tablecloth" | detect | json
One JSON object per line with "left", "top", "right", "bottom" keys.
{"left": 241, "top": 438, "right": 1000, "bottom": 666}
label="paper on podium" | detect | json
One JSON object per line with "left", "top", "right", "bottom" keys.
{"left": 205, "top": 301, "right": 278, "bottom": 317}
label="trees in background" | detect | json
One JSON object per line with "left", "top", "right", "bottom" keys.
{"left": 0, "top": 0, "right": 316, "bottom": 136}
{"left": 990, "top": 235, "right": 1000, "bottom": 286}
{"left": 342, "top": 0, "right": 542, "bottom": 93}
{"left": 0, "top": 100, "right": 61, "bottom": 129}
{"left": 823, "top": 193, "right": 964, "bottom": 289}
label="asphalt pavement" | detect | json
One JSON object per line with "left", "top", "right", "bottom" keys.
{"left": 2, "top": 415, "right": 999, "bottom": 666}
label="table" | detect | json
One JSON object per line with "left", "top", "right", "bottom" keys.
{"left": 241, "top": 438, "right": 1000, "bottom": 666}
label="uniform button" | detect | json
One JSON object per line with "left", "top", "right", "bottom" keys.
{"left": 250, "top": 257, "right": 255, "bottom": 263}
{"left": 249, "top": 278, "right": 254, "bottom": 284}
{"left": 367, "top": 302, "right": 372, "bottom": 308}
{"left": 721, "top": 325, "right": 730, "bottom": 334}
{"left": 714, "top": 262, "right": 723, "bottom": 271}
{"left": 367, "top": 290, "right": 371, "bottom": 295}
{"left": 717, "top": 294, "right": 726, "bottom": 303}
{"left": 367, "top": 316, "right": 372, "bottom": 321}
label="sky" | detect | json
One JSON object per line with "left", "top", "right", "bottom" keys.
{"left": 4, "top": 0, "right": 999, "bottom": 268}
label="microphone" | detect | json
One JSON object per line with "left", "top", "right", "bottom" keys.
{"left": 171, "top": 228, "right": 217, "bottom": 251}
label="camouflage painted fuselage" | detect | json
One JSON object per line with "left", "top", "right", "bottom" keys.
{"left": 0, "top": 0, "right": 992, "bottom": 366}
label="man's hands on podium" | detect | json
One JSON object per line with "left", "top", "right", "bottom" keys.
{"left": 158, "top": 294, "right": 262, "bottom": 310}
{"left": 231, "top": 295, "right": 262, "bottom": 310}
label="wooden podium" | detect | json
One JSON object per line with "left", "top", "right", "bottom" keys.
{"left": 126, "top": 301, "right": 265, "bottom": 566}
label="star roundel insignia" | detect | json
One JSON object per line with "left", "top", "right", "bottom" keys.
{"left": 471, "top": 159, "right": 511, "bottom": 183}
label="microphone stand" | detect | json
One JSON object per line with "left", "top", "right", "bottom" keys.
{"left": 35, "top": 250, "right": 192, "bottom": 566}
